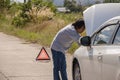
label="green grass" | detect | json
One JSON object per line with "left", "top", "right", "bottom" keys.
{"left": 55, "top": 12, "right": 83, "bottom": 24}
{"left": 0, "top": 12, "right": 85, "bottom": 54}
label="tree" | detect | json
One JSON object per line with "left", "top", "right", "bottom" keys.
{"left": 104, "top": 0, "right": 120, "bottom": 2}
{"left": 0, "top": 0, "right": 10, "bottom": 14}
{"left": 77, "top": 0, "right": 83, "bottom": 15}
{"left": 9, "top": 2, "right": 21, "bottom": 18}
{"left": 64, "top": 0, "right": 82, "bottom": 12}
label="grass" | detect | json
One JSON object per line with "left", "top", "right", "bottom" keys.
{"left": 0, "top": 12, "right": 85, "bottom": 54}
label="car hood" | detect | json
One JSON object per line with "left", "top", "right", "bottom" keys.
{"left": 83, "top": 3, "right": 120, "bottom": 36}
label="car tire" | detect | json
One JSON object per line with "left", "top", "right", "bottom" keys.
{"left": 73, "top": 62, "right": 81, "bottom": 80}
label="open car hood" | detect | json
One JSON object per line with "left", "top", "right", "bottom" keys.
{"left": 83, "top": 3, "right": 120, "bottom": 36}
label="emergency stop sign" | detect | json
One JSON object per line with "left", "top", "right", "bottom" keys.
{"left": 36, "top": 47, "right": 50, "bottom": 60}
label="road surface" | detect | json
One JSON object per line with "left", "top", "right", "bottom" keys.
{"left": 0, "top": 32, "right": 72, "bottom": 80}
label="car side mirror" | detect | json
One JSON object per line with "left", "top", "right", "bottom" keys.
{"left": 80, "top": 36, "right": 91, "bottom": 46}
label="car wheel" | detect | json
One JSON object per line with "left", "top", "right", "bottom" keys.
{"left": 73, "top": 63, "right": 81, "bottom": 80}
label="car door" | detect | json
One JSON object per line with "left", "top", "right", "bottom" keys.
{"left": 92, "top": 22, "right": 120, "bottom": 80}
{"left": 112, "top": 25, "right": 120, "bottom": 80}
{"left": 75, "top": 32, "right": 102, "bottom": 80}
{"left": 79, "top": 23, "right": 117, "bottom": 80}
{"left": 92, "top": 24, "right": 117, "bottom": 80}
{"left": 78, "top": 41, "right": 102, "bottom": 80}
{"left": 101, "top": 22, "right": 120, "bottom": 80}
{"left": 79, "top": 29, "right": 104, "bottom": 80}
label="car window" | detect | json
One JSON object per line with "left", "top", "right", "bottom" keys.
{"left": 113, "top": 27, "right": 120, "bottom": 44}
{"left": 93, "top": 25, "right": 117, "bottom": 45}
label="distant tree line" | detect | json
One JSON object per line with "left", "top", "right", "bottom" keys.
{"left": 104, "top": 0, "right": 120, "bottom": 2}
{"left": 64, "top": 0, "right": 83, "bottom": 13}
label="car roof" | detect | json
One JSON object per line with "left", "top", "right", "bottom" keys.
{"left": 106, "top": 16, "right": 120, "bottom": 22}
{"left": 99, "top": 16, "right": 120, "bottom": 29}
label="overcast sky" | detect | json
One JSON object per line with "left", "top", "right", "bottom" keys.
{"left": 12, "top": 0, "right": 24, "bottom": 3}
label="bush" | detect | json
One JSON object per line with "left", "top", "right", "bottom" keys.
{"left": 28, "top": 7, "right": 54, "bottom": 23}
{"left": 12, "top": 16, "right": 27, "bottom": 28}
{"left": 45, "top": 1, "right": 56, "bottom": 12}
{"left": 29, "top": 0, "right": 55, "bottom": 23}
{"left": 11, "top": 0, "right": 56, "bottom": 26}
{"left": 0, "top": 14, "right": 7, "bottom": 22}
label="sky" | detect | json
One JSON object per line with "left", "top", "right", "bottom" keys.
{"left": 12, "top": 0, "right": 24, "bottom": 3}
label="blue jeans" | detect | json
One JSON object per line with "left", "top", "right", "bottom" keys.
{"left": 51, "top": 49, "right": 68, "bottom": 80}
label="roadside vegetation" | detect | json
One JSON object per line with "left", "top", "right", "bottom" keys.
{"left": 0, "top": 0, "right": 119, "bottom": 53}
{"left": 0, "top": 0, "right": 84, "bottom": 54}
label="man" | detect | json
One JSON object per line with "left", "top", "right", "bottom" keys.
{"left": 51, "top": 19, "right": 85, "bottom": 80}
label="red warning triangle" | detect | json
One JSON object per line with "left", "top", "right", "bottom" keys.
{"left": 36, "top": 47, "right": 50, "bottom": 60}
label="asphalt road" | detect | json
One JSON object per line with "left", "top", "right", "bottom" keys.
{"left": 0, "top": 32, "right": 72, "bottom": 80}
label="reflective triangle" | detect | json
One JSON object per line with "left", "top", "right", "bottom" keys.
{"left": 36, "top": 47, "right": 50, "bottom": 60}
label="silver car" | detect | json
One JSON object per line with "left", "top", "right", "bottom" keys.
{"left": 72, "top": 3, "right": 120, "bottom": 80}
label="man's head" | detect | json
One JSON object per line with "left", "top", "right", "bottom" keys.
{"left": 72, "top": 19, "right": 85, "bottom": 33}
